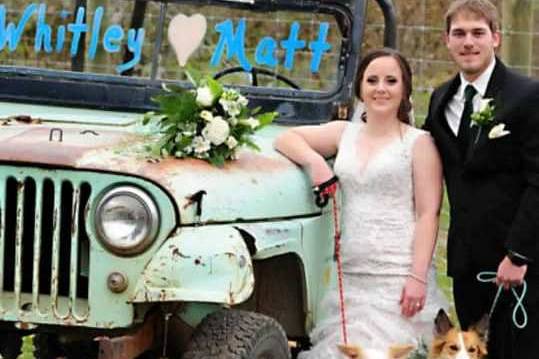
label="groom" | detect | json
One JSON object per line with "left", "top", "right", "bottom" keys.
{"left": 423, "top": 0, "right": 539, "bottom": 358}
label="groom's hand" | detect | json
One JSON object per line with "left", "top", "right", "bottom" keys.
{"left": 496, "top": 256, "right": 527, "bottom": 290}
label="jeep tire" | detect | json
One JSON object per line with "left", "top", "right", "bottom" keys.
{"left": 183, "top": 309, "right": 290, "bottom": 359}
{"left": 0, "top": 331, "right": 21, "bottom": 359}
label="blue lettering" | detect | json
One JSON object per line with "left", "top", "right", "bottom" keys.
{"left": 103, "top": 25, "right": 123, "bottom": 52}
{"left": 88, "top": 6, "right": 104, "bottom": 59}
{"left": 0, "top": 3, "right": 145, "bottom": 71}
{"left": 68, "top": 7, "right": 87, "bottom": 56}
{"left": 211, "top": 19, "right": 251, "bottom": 71}
{"left": 0, "top": 4, "right": 37, "bottom": 52}
{"left": 116, "top": 28, "right": 145, "bottom": 73}
{"left": 35, "top": 4, "right": 52, "bottom": 53}
{"left": 309, "top": 22, "right": 331, "bottom": 73}
{"left": 255, "top": 37, "right": 278, "bottom": 68}
{"left": 280, "top": 22, "right": 305, "bottom": 71}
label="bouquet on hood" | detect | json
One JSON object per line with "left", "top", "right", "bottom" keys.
{"left": 143, "top": 76, "right": 278, "bottom": 167}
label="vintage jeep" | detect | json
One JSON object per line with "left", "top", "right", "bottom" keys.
{"left": 0, "top": 0, "right": 396, "bottom": 357}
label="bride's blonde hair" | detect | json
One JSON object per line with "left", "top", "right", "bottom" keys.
{"left": 354, "top": 48, "right": 413, "bottom": 124}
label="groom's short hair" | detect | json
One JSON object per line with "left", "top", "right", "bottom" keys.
{"left": 445, "top": 0, "right": 499, "bottom": 33}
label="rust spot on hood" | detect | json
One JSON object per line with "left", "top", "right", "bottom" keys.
{"left": 0, "top": 125, "right": 135, "bottom": 167}
{"left": 0, "top": 115, "right": 42, "bottom": 125}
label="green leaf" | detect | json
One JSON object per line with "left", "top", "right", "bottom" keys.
{"left": 251, "top": 106, "right": 262, "bottom": 115}
{"left": 239, "top": 106, "right": 249, "bottom": 118}
{"left": 162, "top": 83, "right": 185, "bottom": 94}
{"left": 256, "top": 111, "right": 278, "bottom": 127}
{"left": 209, "top": 153, "right": 225, "bottom": 167}
{"left": 154, "top": 92, "right": 198, "bottom": 124}
{"left": 206, "top": 76, "right": 224, "bottom": 99}
{"left": 142, "top": 112, "right": 154, "bottom": 125}
{"left": 243, "top": 138, "right": 260, "bottom": 151}
{"left": 184, "top": 66, "right": 203, "bottom": 86}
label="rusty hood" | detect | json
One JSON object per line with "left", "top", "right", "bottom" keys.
{"left": 0, "top": 113, "right": 319, "bottom": 224}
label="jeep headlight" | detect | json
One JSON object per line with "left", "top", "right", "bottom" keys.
{"left": 95, "top": 186, "right": 159, "bottom": 255}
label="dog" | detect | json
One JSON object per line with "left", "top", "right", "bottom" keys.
{"left": 429, "top": 309, "right": 488, "bottom": 359}
{"left": 338, "top": 343, "right": 415, "bottom": 359}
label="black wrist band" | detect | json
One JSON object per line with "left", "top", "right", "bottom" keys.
{"left": 507, "top": 250, "right": 530, "bottom": 267}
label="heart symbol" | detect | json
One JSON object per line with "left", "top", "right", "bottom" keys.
{"left": 168, "top": 13, "right": 207, "bottom": 67}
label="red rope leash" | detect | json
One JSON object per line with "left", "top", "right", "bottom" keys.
{"left": 331, "top": 193, "right": 348, "bottom": 346}
{"left": 316, "top": 179, "right": 348, "bottom": 346}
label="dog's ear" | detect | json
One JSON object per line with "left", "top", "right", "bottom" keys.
{"left": 389, "top": 344, "right": 415, "bottom": 359}
{"left": 470, "top": 313, "right": 490, "bottom": 342}
{"left": 434, "top": 308, "right": 454, "bottom": 336}
{"left": 470, "top": 314, "right": 489, "bottom": 357}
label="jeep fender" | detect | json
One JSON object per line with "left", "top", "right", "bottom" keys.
{"left": 131, "top": 226, "right": 254, "bottom": 305}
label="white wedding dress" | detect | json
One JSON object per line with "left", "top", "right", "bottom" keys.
{"left": 299, "top": 121, "right": 447, "bottom": 358}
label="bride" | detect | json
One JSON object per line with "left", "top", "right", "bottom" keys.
{"left": 274, "top": 48, "right": 447, "bottom": 357}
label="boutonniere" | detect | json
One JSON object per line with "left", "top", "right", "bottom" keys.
{"left": 470, "top": 98, "right": 510, "bottom": 142}
{"left": 470, "top": 98, "right": 495, "bottom": 127}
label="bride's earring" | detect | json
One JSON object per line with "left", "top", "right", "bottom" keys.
{"left": 352, "top": 100, "right": 365, "bottom": 122}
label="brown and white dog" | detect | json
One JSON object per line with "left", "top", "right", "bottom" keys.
{"left": 338, "top": 343, "right": 415, "bottom": 359}
{"left": 429, "top": 309, "right": 488, "bottom": 359}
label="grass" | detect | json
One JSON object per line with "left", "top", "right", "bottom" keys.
{"left": 434, "top": 188, "right": 458, "bottom": 322}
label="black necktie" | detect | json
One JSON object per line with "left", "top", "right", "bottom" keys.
{"left": 457, "top": 84, "right": 477, "bottom": 153}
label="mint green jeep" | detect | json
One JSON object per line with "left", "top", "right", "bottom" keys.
{"left": 0, "top": 0, "right": 395, "bottom": 358}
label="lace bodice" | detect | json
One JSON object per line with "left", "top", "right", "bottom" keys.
{"left": 334, "top": 121, "right": 426, "bottom": 275}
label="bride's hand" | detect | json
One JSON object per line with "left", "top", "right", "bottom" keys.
{"left": 400, "top": 277, "right": 427, "bottom": 318}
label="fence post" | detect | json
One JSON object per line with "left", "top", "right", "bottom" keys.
{"left": 501, "top": 0, "right": 534, "bottom": 75}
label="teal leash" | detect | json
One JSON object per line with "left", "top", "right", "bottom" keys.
{"left": 476, "top": 271, "right": 528, "bottom": 329}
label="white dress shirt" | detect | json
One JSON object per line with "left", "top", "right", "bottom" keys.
{"left": 445, "top": 57, "right": 496, "bottom": 136}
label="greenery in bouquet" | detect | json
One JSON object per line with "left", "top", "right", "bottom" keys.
{"left": 142, "top": 75, "right": 278, "bottom": 167}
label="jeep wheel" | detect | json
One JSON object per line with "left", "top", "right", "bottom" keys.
{"left": 0, "top": 331, "right": 21, "bottom": 359}
{"left": 183, "top": 309, "right": 290, "bottom": 359}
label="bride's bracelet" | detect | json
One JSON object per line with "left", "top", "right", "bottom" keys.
{"left": 407, "top": 272, "right": 427, "bottom": 285}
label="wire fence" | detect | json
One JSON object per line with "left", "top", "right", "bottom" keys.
{"left": 363, "top": 0, "right": 539, "bottom": 121}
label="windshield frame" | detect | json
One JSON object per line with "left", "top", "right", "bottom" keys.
{"left": 0, "top": 0, "right": 366, "bottom": 124}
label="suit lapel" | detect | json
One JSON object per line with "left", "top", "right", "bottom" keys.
{"left": 431, "top": 75, "right": 461, "bottom": 161}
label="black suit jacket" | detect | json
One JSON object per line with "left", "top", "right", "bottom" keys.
{"left": 424, "top": 60, "right": 539, "bottom": 277}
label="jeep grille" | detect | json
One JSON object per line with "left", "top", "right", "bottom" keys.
{"left": 0, "top": 175, "right": 91, "bottom": 321}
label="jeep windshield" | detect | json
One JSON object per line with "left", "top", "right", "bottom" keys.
{"left": 0, "top": 0, "right": 363, "bottom": 124}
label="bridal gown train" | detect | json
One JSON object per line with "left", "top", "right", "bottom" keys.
{"left": 299, "top": 121, "right": 447, "bottom": 358}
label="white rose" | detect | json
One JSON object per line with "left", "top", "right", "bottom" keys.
{"left": 226, "top": 136, "right": 238, "bottom": 149}
{"left": 196, "top": 86, "right": 215, "bottom": 107}
{"left": 219, "top": 99, "right": 241, "bottom": 117}
{"left": 200, "top": 110, "right": 213, "bottom": 122}
{"left": 240, "top": 117, "right": 260, "bottom": 129}
{"left": 192, "top": 136, "right": 211, "bottom": 154}
{"left": 237, "top": 95, "right": 248, "bottom": 107}
{"left": 477, "top": 98, "right": 493, "bottom": 112}
{"left": 202, "top": 116, "right": 230, "bottom": 145}
{"left": 228, "top": 117, "right": 238, "bottom": 126}
{"left": 222, "top": 88, "right": 239, "bottom": 100}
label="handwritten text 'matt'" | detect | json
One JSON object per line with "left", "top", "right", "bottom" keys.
{"left": 210, "top": 19, "right": 332, "bottom": 73}
{"left": 0, "top": 3, "right": 145, "bottom": 73}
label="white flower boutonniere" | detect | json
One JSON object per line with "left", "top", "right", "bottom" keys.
{"left": 470, "top": 98, "right": 495, "bottom": 127}
{"left": 469, "top": 98, "right": 509, "bottom": 143}
{"left": 488, "top": 123, "right": 511, "bottom": 139}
